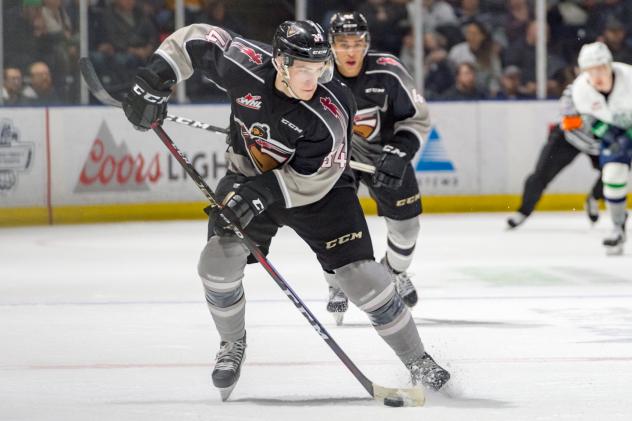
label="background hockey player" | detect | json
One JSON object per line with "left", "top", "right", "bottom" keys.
{"left": 561, "top": 42, "right": 632, "bottom": 254}
{"left": 324, "top": 12, "right": 430, "bottom": 325}
{"left": 506, "top": 98, "right": 604, "bottom": 229}
{"left": 120, "top": 20, "right": 449, "bottom": 400}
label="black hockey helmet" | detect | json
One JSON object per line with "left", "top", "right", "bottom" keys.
{"left": 273, "top": 20, "right": 332, "bottom": 63}
{"left": 272, "top": 20, "right": 333, "bottom": 83}
{"left": 328, "top": 12, "right": 370, "bottom": 45}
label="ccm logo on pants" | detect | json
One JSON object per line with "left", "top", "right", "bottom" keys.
{"left": 396, "top": 193, "right": 421, "bottom": 207}
{"left": 326, "top": 232, "right": 363, "bottom": 249}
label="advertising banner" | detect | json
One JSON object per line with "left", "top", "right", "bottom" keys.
{"left": 48, "top": 105, "right": 232, "bottom": 206}
{"left": 0, "top": 109, "right": 47, "bottom": 208}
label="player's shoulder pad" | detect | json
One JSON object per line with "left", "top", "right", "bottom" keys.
{"left": 364, "top": 51, "right": 414, "bottom": 84}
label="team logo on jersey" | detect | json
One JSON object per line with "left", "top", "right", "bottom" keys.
{"left": 232, "top": 41, "right": 263, "bottom": 65}
{"left": 320, "top": 97, "right": 342, "bottom": 119}
{"left": 376, "top": 56, "right": 404, "bottom": 69}
{"left": 591, "top": 101, "right": 602, "bottom": 112}
{"left": 234, "top": 117, "right": 294, "bottom": 173}
{"left": 353, "top": 107, "right": 380, "bottom": 140}
{"left": 236, "top": 93, "right": 262, "bottom": 110}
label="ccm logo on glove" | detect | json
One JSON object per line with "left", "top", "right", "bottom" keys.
{"left": 132, "top": 84, "right": 170, "bottom": 104}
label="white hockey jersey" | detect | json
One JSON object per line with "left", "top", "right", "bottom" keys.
{"left": 560, "top": 62, "right": 632, "bottom": 154}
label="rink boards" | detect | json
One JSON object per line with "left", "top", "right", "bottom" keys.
{"left": 0, "top": 101, "right": 623, "bottom": 225}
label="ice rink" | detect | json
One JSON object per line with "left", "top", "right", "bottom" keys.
{"left": 1, "top": 212, "right": 631, "bottom": 420}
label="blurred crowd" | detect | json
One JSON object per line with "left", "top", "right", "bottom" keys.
{"left": 3, "top": 0, "right": 632, "bottom": 105}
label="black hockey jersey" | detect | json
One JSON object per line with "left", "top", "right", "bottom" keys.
{"left": 335, "top": 52, "right": 430, "bottom": 165}
{"left": 153, "top": 24, "right": 356, "bottom": 208}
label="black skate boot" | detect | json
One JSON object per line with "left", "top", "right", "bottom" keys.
{"left": 406, "top": 352, "right": 450, "bottom": 391}
{"left": 326, "top": 286, "right": 348, "bottom": 326}
{"left": 585, "top": 196, "right": 600, "bottom": 224}
{"left": 212, "top": 332, "right": 246, "bottom": 401}
{"left": 381, "top": 257, "right": 418, "bottom": 307}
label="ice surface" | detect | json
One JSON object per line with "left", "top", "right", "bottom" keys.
{"left": 1, "top": 212, "right": 631, "bottom": 420}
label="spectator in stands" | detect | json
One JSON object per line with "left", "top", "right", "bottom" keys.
{"left": 358, "top": 0, "right": 409, "bottom": 55}
{"left": 2, "top": 1, "right": 42, "bottom": 72}
{"left": 494, "top": 65, "right": 534, "bottom": 99}
{"left": 91, "top": 0, "right": 159, "bottom": 94}
{"left": 448, "top": 20, "right": 502, "bottom": 95}
{"left": 2, "top": 67, "right": 29, "bottom": 105}
{"left": 195, "top": 0, "right": 243, "bottom": 34}
{"left": 23, "top": 61, "right": 62, "bottom": 105}
{"left": 416, "top": 0, "right": 458, "bottom": 33}
{"left": 598, "top": 16, "right": 632, "bottom": 65}
{"left": 400, "top": 29, "right": 454, "bottom": 100}
{"left": 503, "top": 20, "right": 567, "bottom": 97}
{"left": 501, "top": 0, "right": 531, "bottom": 46}
{"left": 38, "top": 0, "right": 79, "bottom": 101}
{"left": 440, "top": 62, "right": 488, "bottom": 100}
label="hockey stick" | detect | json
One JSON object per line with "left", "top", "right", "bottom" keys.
{"left": 78, "top": 58, "right": 375, "bottom": 175}
{"left": 80, "top": 57, "right": 423, "bottom": 407}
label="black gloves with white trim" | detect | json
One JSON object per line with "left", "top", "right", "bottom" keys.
{"left": 372, "top": 144, "right": 408, "bottom": 189}
{"left": 212, "top": 181, "right": 274, "bottom": 236}
{"left": 123, "top": 67, "right": 172, "bottom": 131}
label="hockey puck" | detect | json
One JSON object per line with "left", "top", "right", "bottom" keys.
{"left": 383, "top": 396, "right": 405, "bottom": 407}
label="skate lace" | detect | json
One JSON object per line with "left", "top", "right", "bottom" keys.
{"left": 215, "top": 340, "right": 246, "bottom": 371}
{"left": 395, "top": 272, "right": 415, "bottom": 296}
{"left": 329, "top": 287, "right": 347, "bottom": 303}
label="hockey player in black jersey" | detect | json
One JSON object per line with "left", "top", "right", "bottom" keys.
{"left": 121, "top": 20, "right": 449, "bottom": 400}
{"left": 323, "top": 12, "right": 429, "bottom": 324}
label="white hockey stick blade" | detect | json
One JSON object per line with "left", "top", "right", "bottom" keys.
{"left": 349, "top": 160, "right": 376, "bottom": 174}
{"left": 373, "top": 383, "right": 425, "bottom": 407}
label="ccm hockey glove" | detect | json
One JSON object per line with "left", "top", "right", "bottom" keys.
{"left": 123, "top": 68, "right": 171, "bottom": 131}
{"left": 213, "top": 182, "right": 270, "bottom": 236}
{"left": 372, "top": 145, "right": 408, "bottom": 189}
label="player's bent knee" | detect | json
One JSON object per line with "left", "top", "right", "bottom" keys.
{"left": 385, "top": 217, "right": 419, "bottom": 248}
{"left": 335, "top": 260, "right": 395, "bottom": 310}
{"left": 198, "top": 236, "right": 248, "bottom": 293}
{"left": 602, "top": 163, "right": 629, "bottom": 200}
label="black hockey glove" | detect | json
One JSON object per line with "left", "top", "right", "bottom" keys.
{"left": 123, "top": 68, "right": 171, "bottom": 131}
{"left": 372, "top": 145, "right": 408, "bottom": 189}
{"left": 213, "top": 183, "right": 269, "bottom": 236}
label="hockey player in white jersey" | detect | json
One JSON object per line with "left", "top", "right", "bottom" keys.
{"left": 566, "top": 42, "right": 632, "bottom": 254}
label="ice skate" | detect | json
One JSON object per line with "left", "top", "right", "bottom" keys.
{"left": 406, "top": 352, "right": 450, "bottom": 391}
{"left": 212, "top": 332, "right": 247, "bottom": 401}
{"left": 603, "top": 225, "right": 626, "bottom": 255}
{"left": 585, "top": 196, "right": 600, "bottom": 224}
{"left": 506, "top": 212, "right": 527, "bottom": 229}
{"left": 381, "top": 257, "right": 418, "bottom": 307}
{"left": 326, "top": 286, "right": 348, "bottom": 325}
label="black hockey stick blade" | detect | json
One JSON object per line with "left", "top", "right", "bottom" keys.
{"left": 79, "top": 57, "right": 229, "bottom": 135}
{"left": 79, "top": 57, "right": 122, "bottom": 108}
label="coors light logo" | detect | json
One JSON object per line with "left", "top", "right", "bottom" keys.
{"left": 75, "top": 122, "right": 161, "bottom": 193}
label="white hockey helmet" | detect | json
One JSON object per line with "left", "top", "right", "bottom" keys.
{"left": 577, "top": 42, "right": 613, "bottom": 70}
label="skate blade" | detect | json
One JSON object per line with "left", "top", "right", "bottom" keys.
{"left": 218, "top": 384, "right": 237, "bottom": 401}
{"left": 605, "top": 244, "right": 624, "bottom": 256}
{"left": 333, "top": 312, "right": 344, "bottom": 326}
